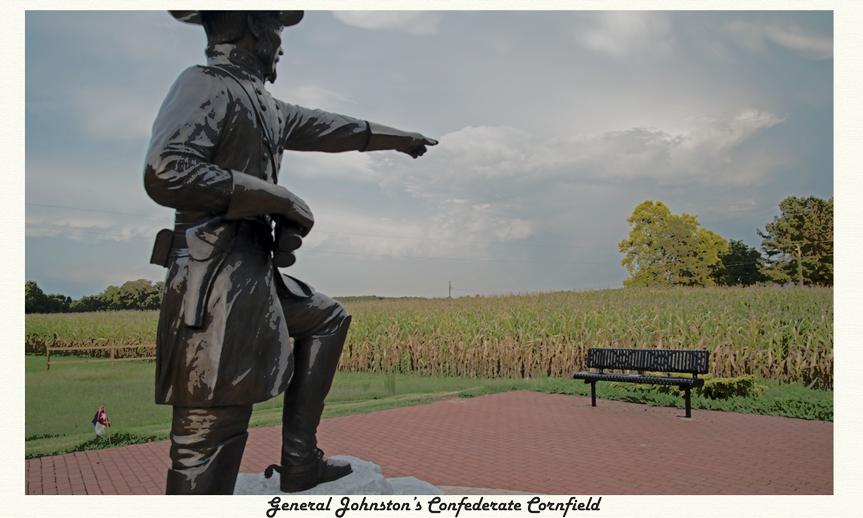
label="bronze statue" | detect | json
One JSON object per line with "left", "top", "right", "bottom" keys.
{"left": 144, "top": 10, "right": 437, "bottom": 495}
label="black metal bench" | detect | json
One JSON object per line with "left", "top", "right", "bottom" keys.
{"left": 573, "top": 348, "right": 709, "bottom": 418}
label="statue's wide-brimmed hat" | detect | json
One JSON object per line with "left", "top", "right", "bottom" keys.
{"left": 170, "top": 10, "right": 304, "bottom": 27}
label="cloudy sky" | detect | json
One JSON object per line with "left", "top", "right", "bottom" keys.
{"left": 24, "top": 9, "right": 834, "bottom": 299}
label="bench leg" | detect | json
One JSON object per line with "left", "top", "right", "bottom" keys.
{"left": 590, "top": 382, "right": 596, "bottom": 407}
{"left": 684, "top": 387, "right": 691, "bottom": 418}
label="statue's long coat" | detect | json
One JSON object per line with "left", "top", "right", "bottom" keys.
{"left": 144, "top": 44, "right": 369, "bottom": 407}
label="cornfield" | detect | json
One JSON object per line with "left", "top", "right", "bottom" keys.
{"left": 339, "top": 287, "right": 833, "bottom": 389}
{"left": 25, "top": 310, "right": 158, "bottom": 359}
{"left": 25, "top": 287, "right": 833, "bottom": 388}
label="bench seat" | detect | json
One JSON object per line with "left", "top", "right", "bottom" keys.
{"left": 572, "top": 372, "right": 705, "bottom": 387}
{"left": 573, "top": 347, "right": 709, "bottom": 418}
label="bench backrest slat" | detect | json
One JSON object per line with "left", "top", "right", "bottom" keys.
{"left": 586, "top": 348, "right": 709, "bottom": 374}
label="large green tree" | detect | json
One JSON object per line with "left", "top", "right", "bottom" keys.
{"left": 757, "top": 196, "right": 833, "bottom": 287}
{"left": 711, "top": 239, "right": 768, "bottom": 286}
{"left": 619, "top": 201, "right": 729, "bottom": 287}
{"left": 99, "top": 279, "right": 164, "bottom": 311}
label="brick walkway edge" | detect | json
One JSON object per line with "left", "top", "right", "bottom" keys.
{"left": 26, "top": 391, "right": 832, "bottom": 495}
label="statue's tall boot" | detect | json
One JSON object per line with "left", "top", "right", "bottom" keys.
{"left": 266, "top": 315, "right": 353, "bottom": 492}
{"left": 165, "top": 431, "right": 248, "bottom": 495}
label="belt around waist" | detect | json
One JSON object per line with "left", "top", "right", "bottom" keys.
{"left": 170, "top": 220, "right": 273, "bottom": 251}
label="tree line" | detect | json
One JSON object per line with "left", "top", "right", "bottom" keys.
{"left": 618, "top": 195, "right": 833, "bottom": 288}
{"left": 25, "top": 279, "right": 164, "bottom": 314}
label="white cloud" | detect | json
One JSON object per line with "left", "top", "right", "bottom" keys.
{"left": 313, "top": 195, "right": 534, "bottom": 254}
{"left": 724, "top": 19, "right": 833, "bottom": 60}
{"left": 310, "top": 111, "right": 786, "bottom": 262}
{"left": 25, "top": 211, "right": 163, "bottom": 244}
{"left": 283, "top": 149, "right": 380, "bottom": 182}
{"left": 25, "top": 157, "right": 173, "bottom": 245}
{"left": 305, "top": 203, "right": 500, "bottom": 261}
{"left": 536, "top": 110, "right": 785, "bottom": 185}
{"left": 285, "top": 86, "right": 358, "bottom": 110}
{"left": 764, "top": 23, "right": 833, "bottom": 60}
{"left": 35, "top": 11, "right": 202, "bottom": 66}
{"left": 727, "top": 199, "right": 758, "bottom": 213}
{"left": 378, "top": 126, "right": 534, "bottom": 199}
{"left": 40, "top": 266, "right": 162, "bottom": 288}
{"left": 72, "top": 86, "right": 161, "bottom": 141}
{"left": 573, "top": 11, "right": 673, "bottom": 58}
{"left": 723, "top": 20, "right": 767, "bottom": 54}
{"left": 331, "top": 11, "right": 443, "bottom": 36}
{"left": 671, "top": 110, "right": 786, "bottom": 175}
{"left": 377, "top": 111, "right": 785, "bottom": 201}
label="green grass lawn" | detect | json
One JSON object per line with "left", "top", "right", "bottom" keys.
{"left": 25, "top": 355, "right": 535, "bottom": 458}
{"left": 25, "top": 354, "right": 833, "bottom": 459}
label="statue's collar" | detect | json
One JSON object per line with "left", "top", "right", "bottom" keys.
{"left": 205, "top": 44, "right": 265, "bottom": 82}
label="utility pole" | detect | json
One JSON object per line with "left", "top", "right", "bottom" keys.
{"left": 448, "top": 281, "right": 452, "bottom": 298}
{"left": 796, "top": 244, "right": 804, "bottom": 287}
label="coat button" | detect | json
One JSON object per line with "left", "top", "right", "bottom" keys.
{"left": 278, "top": 118, "right": 282, "bottom": 123}
{"left": 260, "top": 104, "right": 267, "bottom": 111}
{"left": 275, "top": 104, "right": 280, "bottom": 110}
{"left": 256, "top": 88, "right": 262, "bottom": 95}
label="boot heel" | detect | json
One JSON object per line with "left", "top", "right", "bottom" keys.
{"left": 279, "top": 460, "right": 320, "bottom": 493}
{"left": 274, "top": 449, "right": 353, "bottom": 492}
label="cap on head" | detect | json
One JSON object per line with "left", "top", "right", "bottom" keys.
{"left": 169, "top": 10, "right": 304, "bottom": 27}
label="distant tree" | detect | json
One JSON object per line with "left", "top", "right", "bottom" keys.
{"left": 25, "top": 281, "right": 45, "bottom": 314}
{"left": 25, "top": 281, "right": 71, "bottom": 313}
{"left": 98, "top": 280, "right": 163, "bottom": 311}
{"left": 25, "top": 278, "right": 163, "bottom": 313}
{"left": 757, "top": 196, "right": 833, "bottom": 287}
{"left": 711, "top": 240, "right": 769, "bottom": 286}
{"left": 100, "top": 285, "right": 132, "bottom": 311}
{"left": 69, "top": 294, "right": 106, "bottom": 313}
{"left": 619, "top": 201, "right": 729, "bottom": 287}
{"left": 46, "top": 293, "right": 72, "bottom": 312}
{"left": 118, "top": 279, "right": 163, "bottom": 310}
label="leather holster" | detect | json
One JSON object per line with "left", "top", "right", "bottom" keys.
{"left": 183, "top": 217, "right": 237, "bottom": 328}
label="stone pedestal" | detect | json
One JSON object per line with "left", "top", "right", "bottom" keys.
{"left": 234, "top": 456, "right": 443, "bottom": 495}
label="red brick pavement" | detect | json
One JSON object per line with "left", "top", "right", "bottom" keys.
{"left": 26, "top": 391, "right": 833, "bottom": 495}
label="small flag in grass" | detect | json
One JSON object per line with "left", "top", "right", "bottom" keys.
{"left": 92, "top": 405, "right": 110, "bottom": 436}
